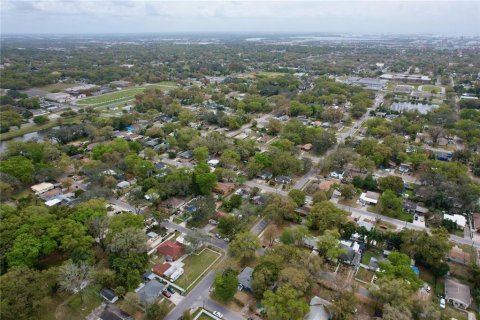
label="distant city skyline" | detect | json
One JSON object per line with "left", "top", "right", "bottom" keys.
{"left": 1, "top": 1, "right": 479, "bottom": 36}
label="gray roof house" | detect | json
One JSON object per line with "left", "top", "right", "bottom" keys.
{"left": 238, "top": 267, "right": 254, "bottom": 292}
{"left": 445, "top": 278, "right": 472, "bottom": 309}
{"left": 136, "top": 280, "right": 165, "bottom": 306}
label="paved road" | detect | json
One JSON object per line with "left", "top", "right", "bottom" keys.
{"left": 162, "top": 221, "right": 228, "bottom": 250}
{"left": 226, "top": 113, "right": 271, "bottom": 138}
{"left": 334, "top": 202, "right": 480, "bottom": 249}
{"left": 109, "top": 198, "right": 140, "bottom": 213}
{"left": 251, "top": 217, "right": 268, "bottom": 236}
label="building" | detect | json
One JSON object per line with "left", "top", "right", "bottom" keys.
{"left": 448, "top": 246, "right": 471, "bottom": 265}
{"left": 100, "top": 288, "right": 119, "bottom": 303}
{"left": 304, "top": 296, "right": 331, "bottom": 320}
{"left": 238, "top": 267, "right": 254, "bottom": 292}
{"left": 45, "top": 92, "right": 72, "bottom": 103}
{"left": 156, "top": 240, "right": 185, "bottom": 261}
{"left": 116, "top": 181, "right": 131, "bottom": 189}
{"left": 390, "top": 102, "right": 439, "bottom": 115}
{"left": 339, "top": 240, "right": 362, "bottom": 266}
{"left": 31, "top": 182, "right": 55, "bottom": 195}
{"left": 360, "top": 191, "right": 380, "bottom": 205}
{"left": 380, "top": 73, "right": 431, "bottom": 83}
{"left": 275, "top": 176, "right": 292, "bottom": 185}
{"left": 444, "top": 213, "right": 466, "bottom": 229}
{"left": 445, "top": 278, "right": 472, "bottom": 309}
{"left": 136, "top": 280, "right": 165, "bottom": 306}
{"left": 344, "top": 77, "right": 388, "bottom": 90}
{"left": 152, "top": 263, "right": 172, "bottom": 277}
{"left": 213, "top": 182, "right": 236, "bottom": 195}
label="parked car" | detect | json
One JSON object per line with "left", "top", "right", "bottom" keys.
{"left": 439, "top": 298, "right": 446, "bottom": 309}
{"left": 167, "top": 286, "right": 175, "bottom": 294}
{"left": 213, "top": 311, "right": 223, "bottom": 318}
{"left": 162, "top": 290, "right": 172, "bottom": 298}
{"left": 215, "top": 233, "right": 222, "bottom": 239}
{"left": 223, "top": 237, "right": 230, "bottom": 242}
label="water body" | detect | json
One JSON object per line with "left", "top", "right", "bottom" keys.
{"left": 0, "top": 128, "right": 56, "bottom": 153}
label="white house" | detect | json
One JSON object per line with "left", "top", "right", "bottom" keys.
{"left": 360, "top": 191, "right": 380, "bottom": 205}
{"left": 31, "top": 182, "right": 55, "bottom": 195}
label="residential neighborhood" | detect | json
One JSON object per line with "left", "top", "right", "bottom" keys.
{"left": 1, "top": 8, "right": 480, "bottom": 320}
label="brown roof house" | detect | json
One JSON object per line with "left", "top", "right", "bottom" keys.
{"left": 152, "top": 262, "right": 172, "bottom": 277}
{"left": 213, "top": 182, "right": 235, "bottom": 195}
{"left": 448, "top": 246, "right": 471, "bottom": 265}
{"left": 157, "top": 240, "right": 185, "bottom": 261}
{"left": 445, "top": 278, "right": 472, "bottom": 309}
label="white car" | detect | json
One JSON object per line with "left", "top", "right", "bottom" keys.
{"left": 213, "top": 310, "right": 224, "bottom": 318}
{"left": 439, "top": 298, "right": 446, "bottom": 309}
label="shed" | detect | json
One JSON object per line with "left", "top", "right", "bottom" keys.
{"left": 100, "top": 288, "right": 119, "bottom": 303}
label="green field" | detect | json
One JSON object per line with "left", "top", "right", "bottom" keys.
{"left": 421, "top": 85, "right": 443, "bottom": 93}
{"left": 76, "top": 82, "right": 177, "bottom": 106}
{"left": 38, "top": 83, "right": 77, "bottom": 93}
{"left": 256, "top": 71, "right": 288, "bottom": 77}
{"left": 175, "top": 249, "right": 221, "bottom": 289}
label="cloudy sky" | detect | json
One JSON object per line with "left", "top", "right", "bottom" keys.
{"left": 1, "top": 0, "right": 479, "bottom": 35}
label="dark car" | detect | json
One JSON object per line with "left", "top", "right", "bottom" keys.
{"left": 162, "top": 290, "right": 172, "bottom": 298}
{"left": 167, "top": 286, "right": 175, "bottom": 294}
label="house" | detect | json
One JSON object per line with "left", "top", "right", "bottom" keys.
{"left": 357, "top": 219, "right": 374, "bottom": 232}
{"left": 136, "top": 280, "right": 165, "bottom": 306}
{"left": 152, "top": 263, "right": 172, "bottom": 277}
{"left": 339, "top": 240, "right": 362, "bottom": 266}
{"left": 300, "top": 143, "right": 313, "bottom": 152}
{"left": 360, "top": 191, "right": 380, "bottom": 205}
{"left": 39, "top": 187, "right": 63, "bottom": 201}
{"left": 100, "top": 288, "right": 119, "bottom": 303}
{"left": 156, "top": 240, "right": 185, "bottom": 261}
{"left": 403, "top": 200, "right": 417, "bottom": 213}
{"left": 445, "top": 278, "right": 472, "bottom": 309}
{"left": 473, "top": 213, "right": 480, "bottom": 233}
{"left": 31, "top": 182, "right": 55, "bottom": 195}
{"left": 45, "top": 198, "right": 62, "bottom": 207}
{"left": 258, "top": 171, "right": 273, "bottom": 181}
{"left": 179, "top": 150, "right": 193, "bottom": 160}
{"left": 444, "top": 213, "right": 466, "bottom": 229}
{"left": 207, "top": 159, "right": 220, "bottom": 168}
{"left": 303, "top": 236, "right": 318, "bottom": 250}
{"left": 448, "top": 246, "right": 471, "bottom": 265}
{"left": 238, "top": 267, "right": 254, "bottom": 292}
{"left": 368, "top": 257, "right": 380, "bottom": 271}
{"left": 116, "top": 181, "right": 130, "bottom": 189}
{"left": 330, "top": 171, "right": 344, "bottom": 179}
{"left": 399, "top": 163, "right": 411, "bottom": 173}
{"left": 275, "top": 176, "right": 292, "bottom": 185}
{"left": 305, "top": 296, "right": 331, "bottom": 320}
{"left": 213, "top": 182, "right": 236, "bottom": 195}
{"left": 161, "top": 197, "right": 185, "bottom": 210}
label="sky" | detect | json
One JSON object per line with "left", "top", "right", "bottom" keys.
{"left": 1, "top": 0, "right": 479, "bottom": 36}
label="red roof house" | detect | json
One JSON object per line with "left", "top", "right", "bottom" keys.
{"left": 157, "top": 240, "right": 185, "bottom": 261}
{"left": 152, "top": 263, "right": 172, "bottom": 277}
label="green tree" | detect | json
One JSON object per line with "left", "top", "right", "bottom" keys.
{"left": 0, "top": 156, "right": 34, "bottom": 183}
{"left": 123, "top": 292, "right": 140, "bottom": 314}
{"left": 307, "top": 201, "right": 348, "bottom": 232}
{"left": 214, "top": 270, "right": 239, "bottom": 302}
{"left": 263, "top": 195, "right": 298, "bottom": 224}
{"left": 316, "top": 229, "right": 346, "bottom": 262}
{"left": 0, "top": 267, "right": 55, "bottom": 320}
{"left": 378, "top": 176, "right": 404, "bottom": 194}
{"left": 378, "top": 190, "right": 403, "bottom": 217}
{"left": 262, "top": 285, "right": 309, "bottom": 320}
{"left": 228, "top": 231, "right": 260, "bottom": 265}
{"left": 370, "top": 277, "right": 413, "bottom": 306}
{"left": 288, "top": 189, "right": 306, "bottom": 207}
{"left": 377, "top": 252, "right": 423, "bottom": 291}
{"left": 339, "top": 183, "right": 356, "bottom": 200}
{"left": 193, "top": 146, "right": 209, "bottom": 162}
{"left": 145, "top": 301, "right": 169, "bottom": 320}
{"left": 331, "top": 290, "right": 357, "bottom": 320}
{"left": 33, "top": 115, "right": 49, "bottom": 125}
{"left": 279, "top": 267, "right": 311, "bottom": 295}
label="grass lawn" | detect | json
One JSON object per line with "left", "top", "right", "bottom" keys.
{"left": 197, "top": 314, "right": 215, "bottom": 320}
{"left": 76, "top": 83, "right": 177, "bottom": 106}
{"left": 421, "top": 85, "right": 443, "bottom": 93}
{"left": 175, "top": 249, "right": 221, "bottom": 289}
{"left": 444, "top": 307, "right": 468, "bottom": 320}
{"left": 361, "top": 247, "right": 382, "bottom": 265}
{"left": 54, "top": 285, "right": 103, "bottom": 320}
{"left": 0, "top": 116, "right": 82, "bottom": 141}
{"left": 256, "top": 71, "right": 288, "bottom": 77}
{"left": 356, "top": 267, "right": 374, "bottom": 283}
